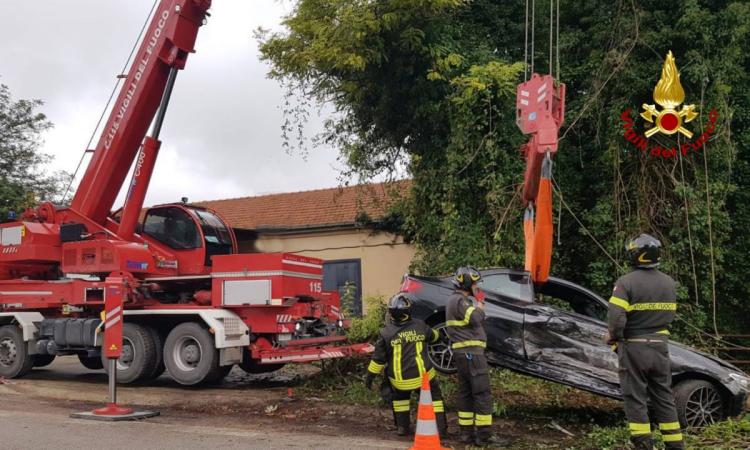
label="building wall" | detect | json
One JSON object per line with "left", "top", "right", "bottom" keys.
{"left": 246, "top": 228, "right": 415, "bottom": 310}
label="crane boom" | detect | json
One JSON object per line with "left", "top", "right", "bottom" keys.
{"left": 71, "top": 0, "right": 210, "bottom": 225}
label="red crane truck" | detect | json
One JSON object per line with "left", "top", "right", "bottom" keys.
{"left": 0, "top": 0, "right": 370, "bottom": 386}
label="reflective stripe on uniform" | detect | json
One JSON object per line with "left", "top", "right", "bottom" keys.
{"left": 389, "top": 368, "right": 436, "bottom": 390}
{"left": 458, "top": 411, "right": 474, "bottom": 426}
{"left": 415, "top": 342, "right": 426, "bottom": 375}
{"left": 656, "top": 329, "right": 670, "bottom": 335}
{"left": 447, "top": 306, "right": 475, "bottom": 327}
{"left": 431, "top": 329, "right": 439, "bottom": 343}
{"left": 433, "top": 400, "right": 445, "bottom": 413}
{"left": 659, "top": 422, "right": 681, "bottom": 431}
{"left": 475, "top": 414, "right": 492, "bottom": 426}
{"left": 609, "top": 296, "right": 630, "bottom": 310}
{"left": 452, "top": 340, "right": 487, "bottom": 350}
{"left": 393, "top": 343, "right": 402, "bottom": 381}
{"left": 662, "top": 433, "right": 683, "bottom": 442}
{"left": 367, "top": 360, "right": 385, "bottom": 374}
{"left": 629, "top": 422, "right": 651, "bottom": 436}
{"left": 392, "top": 399, "right": 410, "bottom": 412}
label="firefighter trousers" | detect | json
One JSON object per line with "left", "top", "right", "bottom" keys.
{"left": 455, "top": 352, "right": 493, "bottom": 440}
{"left": 619, "top": 340, "right": 684, "bottom": 450}
{"left": 391, "top": 378, "right": 447, "bottom": 436}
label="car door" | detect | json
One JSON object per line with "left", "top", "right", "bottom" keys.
{"left": 522, "top": 278, "right": 621, "bottom": 397}
{"left": 476, "top": 270, "right": 534, "bottom": 361}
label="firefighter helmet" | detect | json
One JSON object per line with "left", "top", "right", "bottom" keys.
{"left": 626, "top": 234, "right": 662, "bottom": 269}
{"left": 452, "top": 266, "right": 482, "bottom": 291}
{"left": 388, "top": 293, "right": 414, "bottom": 324}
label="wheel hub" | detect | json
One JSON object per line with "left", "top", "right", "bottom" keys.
{"left": 173, "top": 336, "right": 202, "bottom": 372}
{"left": 0, "top": 338, "right": 17, "bottom": 366}
{"left": 116, "top": 337, "right": 135, "bottom": 371}
{"left": 182, "top": 344, "right": 200, "bottom": 365}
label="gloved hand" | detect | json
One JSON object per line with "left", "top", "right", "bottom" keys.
{"left": 364, "top": 373, "right": 374, "bottom": 390}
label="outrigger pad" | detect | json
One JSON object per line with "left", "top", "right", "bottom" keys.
{"left": 70, "top": 410, "right": 160, "bottom": 422}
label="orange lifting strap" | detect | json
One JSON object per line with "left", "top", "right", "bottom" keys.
{"left": 527, "top": 156, "right": 553, "bottom": 283}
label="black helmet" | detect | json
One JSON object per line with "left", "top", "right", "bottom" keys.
{"left": 452, "top": 266, "right": 482, "bottom": 292}
{"left": 626, "top": 233, "right": 661, "bottom": 269}
{"left": 388, "top": 293, "right": 414, "bottom": 324}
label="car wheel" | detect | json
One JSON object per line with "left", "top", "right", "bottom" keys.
{"left": 78, "top": 354, "right": 104, "bottom": 370}
{"left": 0, "top": 325, "right": 34, "bottom": 378}
{"left": 427, "top": 323, "right": 457, "bottom": 374}
{"left": 34, "top": 354, "right": 56, "bottom": 368}
{"left": 102, "top": 323, "right": 158, "bottom": 384}
{"left": 164, "top": 322, "right": 220, "bottom": 386}
{"left": 674, "top": 379, "right": 726, "bottom": 428}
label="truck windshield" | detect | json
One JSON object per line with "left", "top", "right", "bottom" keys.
{"left": 143, "top": 207, "right": 202, "bottom": 250}
{"left": 193, "top": 209, "right": 234, "bottom": 264}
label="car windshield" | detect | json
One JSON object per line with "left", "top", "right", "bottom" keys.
{"left": 478, "top": 272, "right": 534, "bottom": 302}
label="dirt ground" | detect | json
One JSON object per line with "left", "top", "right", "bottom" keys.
{"left": 0, "top": 357, "right": 620, "bottom": 449}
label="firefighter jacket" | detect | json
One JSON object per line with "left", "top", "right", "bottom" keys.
{"left": 608, "top": 268, "right": 677, "bottom": 340}
{"left": 367, "top": 319, "right": 440, "bottom": 390}
{"left": 445, "top": 292, "right": 487, "bottom": 354}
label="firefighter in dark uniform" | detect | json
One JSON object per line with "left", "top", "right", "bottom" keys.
{"left": 446, "top": 266, "right": 496, "bottom": 446}
{"left": 365, "top": 293, "right": 448, "bottom": 437}
{"left": 606, "top": 234, "right": 684, "bottom": 450}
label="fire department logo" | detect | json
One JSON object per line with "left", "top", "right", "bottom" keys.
{"left": 619, "top": 51, "right": 718, "bottom": 159}
{"left": 640, "top": 51, "right": 697, "bottom": 138}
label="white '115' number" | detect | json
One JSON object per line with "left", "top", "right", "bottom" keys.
{"left": 309, "top": 282, "right": 322, "bottom": 293}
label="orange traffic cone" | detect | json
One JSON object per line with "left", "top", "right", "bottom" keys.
{"left": 409, "top": 372, "right": 449, "bottom": 450}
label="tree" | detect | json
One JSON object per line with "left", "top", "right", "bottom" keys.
{"left": 0, "top": 83, "right": 65, "bottom": 219}
{"left": 259, "top": 1, "right": 750, "bottom": 336}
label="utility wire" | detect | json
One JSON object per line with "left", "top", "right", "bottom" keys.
{"left": 524, "top": 0, "right": 529, "bottom": 81}
{"left": 61, "top": 0, "right": 159, "bottom": 204}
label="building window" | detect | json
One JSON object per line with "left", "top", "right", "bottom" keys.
{"left": 323, "top": 259, "right": 362, "bottom": 316}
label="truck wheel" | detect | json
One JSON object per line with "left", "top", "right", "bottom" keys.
{"left": 78, "top": 354, "right": 104, "bottom": 370}
{"left": 240, "top": 348, "right": 285, "bottom": 374}
{"left": 102, "top": 323, "right": 157, "bottom": 384}
{"left": 143, "top": 326, "right": 166, "bottom": 379}
{"left": 34, "top": 354, "right": 56, "bottom": 368}
{"left": 0, "top": 325, "right": 34, "bottom": 378}
{"left": 674, "top": 379, "right": 726, "bottom": 428}
{"left": 164, "top": 322, "right": 220, "bottom": 386}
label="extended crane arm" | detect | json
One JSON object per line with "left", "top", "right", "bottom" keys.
{"left": 71, "top": 0, "right": 211, "bottom": 226}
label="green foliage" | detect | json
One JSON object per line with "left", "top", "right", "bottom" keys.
{"left": 0, "top": 84, "right": 66, "bottom": 217}
{"left": 260, "top": 1, "right": 750, "bottom": 337}
{"left": 346, "top": 296, "right": 387, "bottom": 343}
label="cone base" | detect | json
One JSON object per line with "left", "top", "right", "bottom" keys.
{"left": 71, "top": 404, "right": 159, "bottom": 422}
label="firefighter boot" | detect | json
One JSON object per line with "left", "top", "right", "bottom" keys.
{"left": 631, "top": 435, "right": 654, "bottom": 450}
{"left": 459, "top": 425, "right": 474, "bottom": 444}
{"left": 475, "top": 426, "right": 506, "bottom": 447}
{"left": 395, "top": 411, "right": 411, "bottom": 436}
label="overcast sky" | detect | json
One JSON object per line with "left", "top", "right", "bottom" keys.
{"left": 0, "top": 0, "right": 343, "bottom": 206}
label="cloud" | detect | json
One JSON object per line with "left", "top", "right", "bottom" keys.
{"left": 0, "top": 0, "right": 341, "bottom": 207}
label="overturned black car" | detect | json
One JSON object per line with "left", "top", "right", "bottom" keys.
{"left": 400, "top": 269, "right": 749, "bottom": 428}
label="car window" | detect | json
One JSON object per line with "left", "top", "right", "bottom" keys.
{"left": 479, "top": 272, "right": 534, "bottom": 302}
{"left": 537, "top": 281, "right": 608, "bottom": 321}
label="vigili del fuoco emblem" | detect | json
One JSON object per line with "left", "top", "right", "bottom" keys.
{"left": 640, "top": 51, "right": 698, "bottom": 138}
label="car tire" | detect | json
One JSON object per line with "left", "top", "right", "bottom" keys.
{"left": 164, "top": 322, "right": 220, "bottom": 386}
{"left": 674, "top": 379, "right": 726, "bottom": 428}
{"left": 0, "top": 325, "right": 35, "bottom": 378}
{"left": 143, "top": 325, "right": 166, "bottom": 380}
{"left": 427, "top": 323, "right": 457, "bottom": 374}
{"left": 34, "top": 354, "right": 56, "bottom": 368}
{"left": 78, "top": 354, "right": 104, "bottom": 370}
{"left": 102, "top": 323, "right": 158, "bottom": 384}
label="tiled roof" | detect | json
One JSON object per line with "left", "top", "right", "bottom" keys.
{"left": 197, "top": 180, "right": 410, "bottom": 231}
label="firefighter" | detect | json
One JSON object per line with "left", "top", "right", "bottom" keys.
{"left": 365, "top": 293, "right": 447, "bottom": 437}
{"left": 606, "top": 234, "right": 684, "bottom": 450}
{"left": 446, "top": 266, "right": 496, "bottom": 446}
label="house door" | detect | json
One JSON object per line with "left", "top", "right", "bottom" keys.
{"left": 323, "top": 259, "right": 363, "bottom": 316}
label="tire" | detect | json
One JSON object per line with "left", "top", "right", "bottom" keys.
{"left": 102, "top": 323, "right": 157, "bottom": 384}
{"left": 427, "top": 323, "right": 457, "bottom": 374}
{"left": 78, "top": 354, "right": 104, "bottom": 370}
{"left": 0, "top": 325, "right": 34, "bottom": 378}
{"left": 143, "top": 325, "right": 166, "bottom": 380}
{"left": 164, "top": 322, "right": 220, "bottom": 386}
{"left": 34, "top": 354, "right": 56, "bottom": 368}
{"left": 674, "top": 379, "right": 727, "bottom": 428}
{"left": 239, "top": 348, "right": 285, "bottom": 374}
